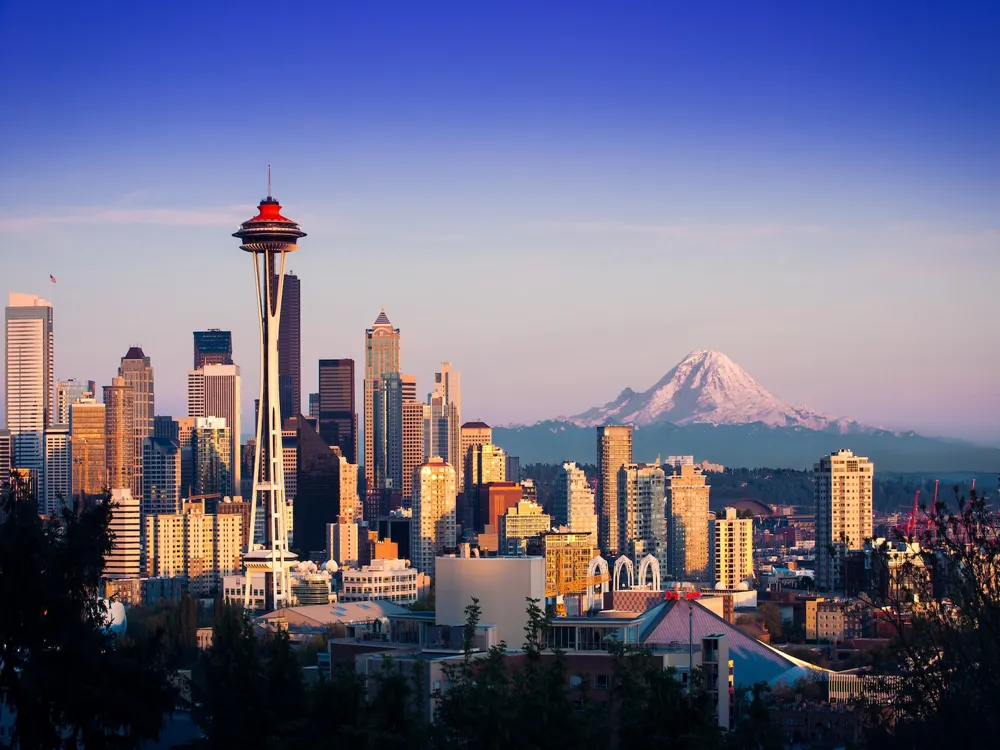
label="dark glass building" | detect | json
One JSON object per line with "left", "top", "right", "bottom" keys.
{"left": 193, "top": 330, "right": 233, "bottom": 369}
{"left": 294, "top": 416, "right": 344, "bottom": 557}
{"left": 277, "top": 272, "right": 301, "bottom": 420}
{"left": 318, "top": 358, "right": 356, "bottom": 464}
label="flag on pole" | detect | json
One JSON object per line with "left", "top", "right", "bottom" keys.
{"left": 49, "top": 275, "right": 57, "bottom": 283}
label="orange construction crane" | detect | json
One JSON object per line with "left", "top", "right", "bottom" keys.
{"left": 546, "top": 573, "right": 611, "bottom": 617}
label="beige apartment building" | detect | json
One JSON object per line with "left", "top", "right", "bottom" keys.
{"left": 714, "top": 507, "right": 754, "bottom": 589}
{"left": 666, "top": 464, "right": 711, "bottom": 580}
{"left": 104, "top": 377, "right": 136, "bottom": 494}
{"left": 145, "top": 501, "right": 242, "bottom": 595}
{"left": 815, "top": 449, "right": 874, "bottom": 592}
{"left": 498, "top": 500, "right": 552, "bottom": 555}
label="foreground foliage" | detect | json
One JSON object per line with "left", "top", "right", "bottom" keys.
{"left": 0, "top": 474, "right": 175, "bottom": 750}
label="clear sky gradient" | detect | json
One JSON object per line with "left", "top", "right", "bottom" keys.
{"left": 1, "top": 1, "right": 998, "bottom": 442}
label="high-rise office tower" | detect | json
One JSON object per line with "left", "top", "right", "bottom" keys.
{"left": 467, "top": 443, "right": 506, "bottom": 487}
{"left": 666, "top": 464, "right": 711, "bottom": 580}
{"left": 505, "top": 455, "right": 520, "bottom": 483}
{"left": 364, "top": 310, "right": 400, "bottom": 500}
{"left": 597, "top": 425, "right": 633, "bottom": 556}
{"left": 56, "top": 379, "right": 96, "bottom": 425}
{"left": 173, "top": 416, "right": 196, "bottom": 497}
{"left": 618, "top": 461, "right": 666, "bottom": 568}
{"left": 104, "top": 377, "right": 136, "bottom": 495}
{"left": 429, "top": 363, "right": 461, "bottom": 488}
{"left": 499, "top": 500, "right": 551, "bottom": 555}
{"left": 318, "top": 358, "right": 356, "bottom": 463}
{"left": 153, "top": 415, "right": 178, "bottom": 441}
{"left": 401, "top": 397, "right": 424, "bottom": 503}
{"left": 325, "top": 516, "right": 359, "bottom": 566}
{"left": 193, "top": 329, "right": 233, "bottom": 369}
{"left": 815, "top": 449, "right": 873, "bottom": 592}
{"left": 69, "top": 398, "right": 106, "bottom": 507}
{"left": 401, "top": 374, "right": 417, "bottom": 404}
{"left": 191, "top": 416, "right": 232, "bottom": 496}
{"left": 142, "top": 436, "right": 181, "bottom": 515}
{"left": 460, "top": 421, "right": 491, "bottom": 493}
{"left": 5, "top": 293, "right": 54, "bottom": 479}
{"left": 370, "top": 372, "right": 404, "bottom": 518}
{"left": 104, "top": 488, "right": 141, "bottom": 580}
{"left": 118, "top": 347, "right": 154, "bottom": 496}
{"left": 714, "top": 507, "right": 754, "bottom": 589}
{"left": 294, "top": 417, "right": 345, "bottom": 556}
{"left": 308, "top": 392, "right": 319, "bottom": 419}
{"left": 187, "top": 363, "right": 241, "bottom": 497}
{"left": 411, "top": 458, "right": 456, "bottom": 577}
{"left": 552, "top": 461, "right": 598, "bottom": 540}
{"left": 275, "top": 272, "right": 301, "bottom": 420}
{"left": 42, "top": 424, "right": 70, "bottom": 516}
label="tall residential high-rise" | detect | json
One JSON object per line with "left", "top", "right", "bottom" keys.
{"left": 4, "top": 293, "right": 54, "bottom": 478}
{"left": 187, "top": 364, "right": 241, "bottom": 497}
{"left": 104, "top": 488, "right": 141, "bottom": 580}
{"left": 460, "top": 421, "right": 492, "bottom": 492}
{"left": 118, "top": 347, "right": 154, "bottom": 496}
{"left": 326, "top": 516, "right": 359, "bottom": 566}
{"left": 104, "top": 377, "right": 136, "bottom": 494}
{"left": 69, "top": 398, "right": 105, "bottom": 507}
{"left": 429, "top": 363, "right": 461, "bottom": 488}
{"left": 42, "top": 424, "right": 70, "bottom": 516}
{"left": 666, "top": 464, "right": 711, "bottom": 580}
{"left": 142, "top": 437, "right": 181, "bottom": 515}
{"left": 596, "top": 425, "right": 633, "bottom": 556}
{"left": 364, "top": 310, "right": 400, "bottom": 499}
{"left": 233, "top": 191, "right": 304, "bottom": 610}
{"left": 193, "top": 330, "right": 233, "bottom": 369}
{"left": 411, "top": 458, "right": 456, "bottom": 578}
{"left": 318, "top": 358, "right": 356, "bottom": 463}
{"left": 552, "top": 462, "right": 598, "bottom": 540}
{"left": 56, "top": 379, "right": 96, "bottom": 425}
{"left": 714, "top": 507, "right": 754, "bottom": 589}
{"left": 276, "top": 272, "right": 301, "bottom": 419}
{"left": 815, "top": 449, "right": 874, "bottom": 592}
{"left": 618, "top": 461, "right": 667, "bottom": 569}
{"left": 191, "top": 417, "right": 232, "bottom": 496}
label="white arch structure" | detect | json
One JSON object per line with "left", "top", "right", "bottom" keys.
{"left": 637, "top": 554, "right": 661, "bottom": 591}
{"left": 586, "top": 556, "right": 610, "bottom": 611}
{"left": 613, "top": 555, "right": 635, "bottom": 591}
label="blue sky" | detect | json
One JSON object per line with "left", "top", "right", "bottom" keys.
{"left": 1, "top": 1, "right": 998, "bottom": 442}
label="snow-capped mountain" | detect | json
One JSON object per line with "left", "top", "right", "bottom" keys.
{"left": 566, "top": 349, "right": 853, "bottom": 430}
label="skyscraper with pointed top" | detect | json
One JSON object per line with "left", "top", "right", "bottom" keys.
{"left": 118, "top": 346, "right": 154, "bottom": 496}
{"left": 364, "top": 309, "right": 400, "bottom": 511}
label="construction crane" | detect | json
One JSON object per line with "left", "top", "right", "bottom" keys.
{"left": 907, "top": 490, "right": 920, "bottom": 538}
{"left": 546, "top": 573, "right": 611, "bottom": 617}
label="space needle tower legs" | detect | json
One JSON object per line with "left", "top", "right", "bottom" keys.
{"left": 234, "top": 183, "right": 306, "bottom": 611}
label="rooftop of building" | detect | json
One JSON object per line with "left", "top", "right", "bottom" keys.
{"left": 372, "top": 308, "right": 392, "bottom": 326}
{"left": 122, "top": 345, "right": 147, "bottom": 360}
{"left": 461, "top": 421, "right": 491, "bottom": 429}
{"left": 257, "top": 600, "right": 409, "bottom": 629}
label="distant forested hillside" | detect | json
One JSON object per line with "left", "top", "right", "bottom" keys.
{"left": 520, "top": 464, "right": 993, "bottom": 514}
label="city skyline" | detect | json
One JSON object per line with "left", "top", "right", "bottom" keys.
{"left": 1, "top": 2, "right": 999, "bottom": 442}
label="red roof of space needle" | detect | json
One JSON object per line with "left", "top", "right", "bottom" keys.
{"left": 243, "top": 196, "right": 296, "bottom": 224}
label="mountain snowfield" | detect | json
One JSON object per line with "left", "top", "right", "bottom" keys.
{"left": 563, "top": 349, "right": 859, "bottom": 431}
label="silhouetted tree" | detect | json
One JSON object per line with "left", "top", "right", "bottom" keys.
{"left": 0, "top": 472, "right": 175, "bottom": 749}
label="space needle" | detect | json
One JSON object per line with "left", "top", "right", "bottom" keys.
{"left": 234, "top": 175, "right": 305, "bottom": 611}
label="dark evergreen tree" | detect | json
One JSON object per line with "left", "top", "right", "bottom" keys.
{"left": 0, "top": 472, "right": 175, "bottom": 749}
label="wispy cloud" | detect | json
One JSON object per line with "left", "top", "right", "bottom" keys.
{"left": 0, "top": 205, "right": 253, "bottom": 231}
{"left": 529, "top": 219, "right": 827, "bottom": 246}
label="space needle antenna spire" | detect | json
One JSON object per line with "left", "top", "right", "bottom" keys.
{"left": 233, "top": 184, "right": 306, "bottom": 611}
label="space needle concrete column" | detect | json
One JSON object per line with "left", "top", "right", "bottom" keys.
{"left": 234, "top": 189, "right": 305, "bottom": 611}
